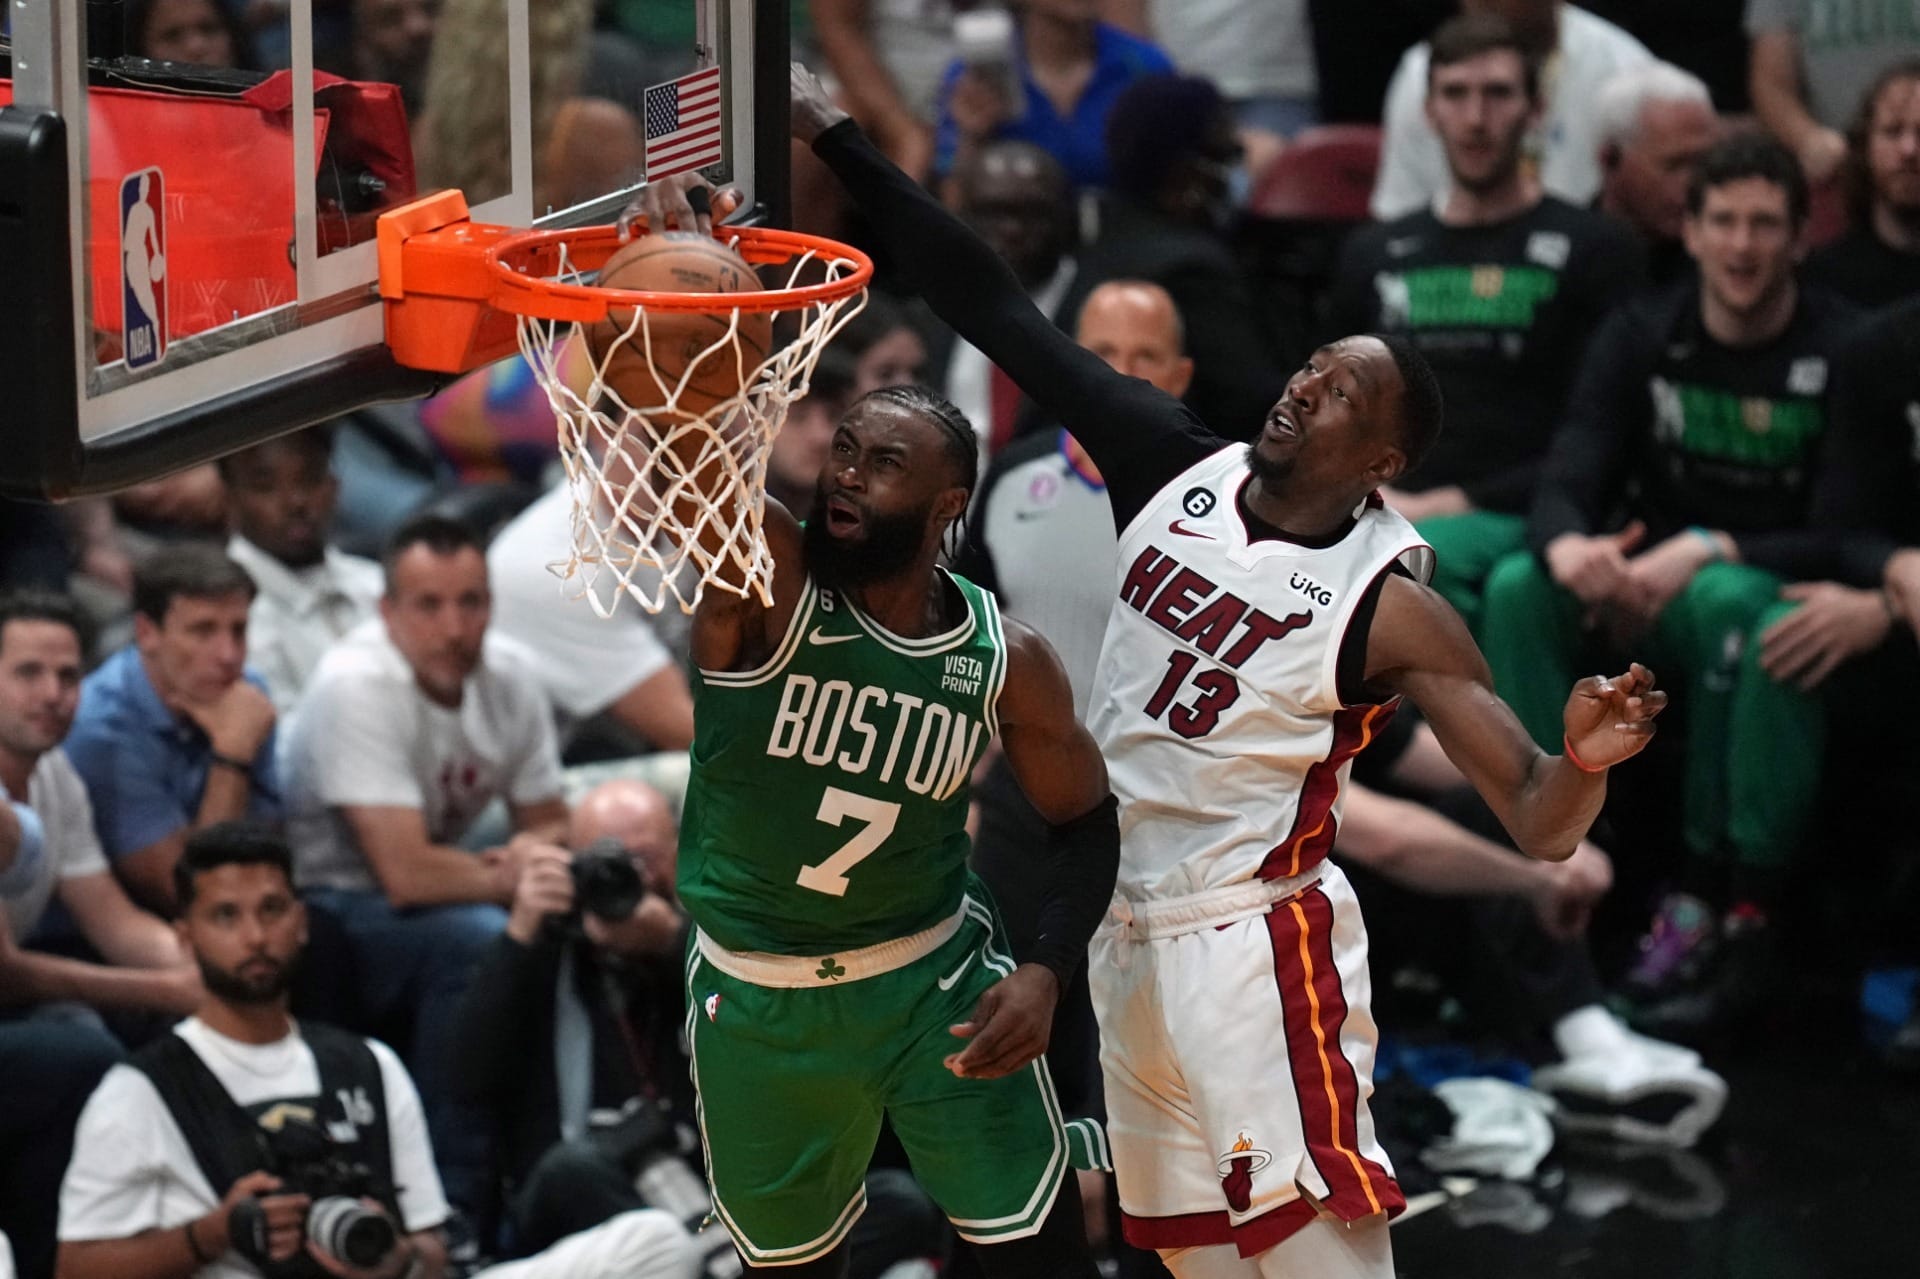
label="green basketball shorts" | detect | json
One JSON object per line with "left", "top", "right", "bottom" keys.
{"left": 683, "top": 885, "right": 1069, "bottom": 1266}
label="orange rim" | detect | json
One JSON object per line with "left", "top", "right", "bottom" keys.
{"left": 485, "top": 224, "right": 873, "bottom": 322}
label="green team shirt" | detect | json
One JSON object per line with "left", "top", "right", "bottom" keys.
{"left": 679, "top": 570, "right": 1008, "bottom": 955}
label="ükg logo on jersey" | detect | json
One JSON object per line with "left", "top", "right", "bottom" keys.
{"left": 119, "top": 168, "right": 167, "bottom": 370}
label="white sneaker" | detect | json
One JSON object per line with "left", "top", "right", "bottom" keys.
{"left": 1532, "top": 1035, "right": 1728, "bottom": 1147}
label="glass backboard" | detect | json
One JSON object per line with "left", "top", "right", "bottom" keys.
{"left": 0, "top": 0, "right": 788, "bottom": 498}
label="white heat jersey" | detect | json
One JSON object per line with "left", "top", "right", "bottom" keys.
{"left": 1088, "top": 446, "right": 1433, "bottom": 901}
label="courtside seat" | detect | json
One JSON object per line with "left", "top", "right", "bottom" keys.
{"left": 1249, "top": 125, "right": 1383, "bottom": 224}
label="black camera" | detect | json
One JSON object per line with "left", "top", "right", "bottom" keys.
{"left": 571, "top": 838, "right": 646, "bottom": 921}
{"left": 228, "top": 1115, "right": 398, "bottom": 1273}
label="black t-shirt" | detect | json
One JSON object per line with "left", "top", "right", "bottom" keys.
{"left": 1528, "top": 280, "right": 1860, "bottom": 574}
{"left": 1328, "top": 197, "right": 1646, "bottom": 512}
{"left": 1806, "top": 228, "right": 1920, "bottom": 312}
{"left": 1806, "top": 294, "right": 1920, "bottom": 585}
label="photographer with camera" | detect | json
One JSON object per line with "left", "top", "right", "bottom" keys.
{"left": 450, "top": 781, "right": 948, "bottom": 1279}
{"left": 58, "top": 822, "right": 697, "bottom": 1279}
{"left": 57, "top": 823, "right": 450, "bottom": 1279}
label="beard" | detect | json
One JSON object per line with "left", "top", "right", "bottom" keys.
{"left": 1244, "top": 442, "right": 1297, "bottom": 488}
{"left": 802, "top": 491, "right": 937, "bottom": 590}
{"left": 198, "top": 952, "right": 294, "bottom": 1006}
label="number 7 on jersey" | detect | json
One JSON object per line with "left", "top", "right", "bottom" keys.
{"left": 796, "top": 786, "right": 901, "bottom": 897}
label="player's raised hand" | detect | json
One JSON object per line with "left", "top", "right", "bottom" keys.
{"left": 789, "top": 62, "right": 851, "bottom": 145}
{"left": 616, "top": 173, "right": 744, "bottom": 242}
{"left": 944, "top": 963, "right": 1060, "bottom": 1079}
{"left": 1560, "top": 663, "right": 1667, "bottom": 771}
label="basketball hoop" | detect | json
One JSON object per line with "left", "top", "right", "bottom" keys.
{"left": 377, "top": 191, "right": 873, "bottom": 617}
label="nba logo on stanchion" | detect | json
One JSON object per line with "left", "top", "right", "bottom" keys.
{"left": 119, "top": 167, "right": 167, "bottom": 370}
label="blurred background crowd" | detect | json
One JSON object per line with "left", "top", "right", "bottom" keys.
{"left": 5, "top": 2, "right": 1920, "bottom": 1278}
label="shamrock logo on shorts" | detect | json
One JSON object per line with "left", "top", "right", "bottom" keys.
{"left": 816, "top": 957, "right": 846, "bottom": 982}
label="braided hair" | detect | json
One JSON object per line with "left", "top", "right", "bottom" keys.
{"left": 856, "top": 384, "right": 981, "bottom": 558}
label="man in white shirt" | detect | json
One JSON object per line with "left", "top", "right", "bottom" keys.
{"left": 486, "top": 484, "right": 694, "bottom": 752}
{"left": 283, "top": 514, "right": 569, "bottom": 1223}
{"left": 221, "top": 430, "right": 383, "bottom": 718}
{"left": 1372, "top": 0, "right": 1653, "bottom": 219}
{"left": 58, "top": 824, "right": 698, "bottom": 1279}
{"left": 1, "top": 592, "right": 191, "bottom": 1279}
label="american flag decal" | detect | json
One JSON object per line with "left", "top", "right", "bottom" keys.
{"left": 644, "top": 66, "right": 724, "bottom": 179}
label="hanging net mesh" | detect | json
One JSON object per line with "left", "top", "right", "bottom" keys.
{"left": 514, "top": 231, "right": 869, "bottom": 616}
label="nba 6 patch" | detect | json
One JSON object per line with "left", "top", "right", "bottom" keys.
{"left": 119, "top": 167, "right": 167, "bottom": 370}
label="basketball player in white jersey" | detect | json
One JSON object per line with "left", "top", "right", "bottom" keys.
{"left": 788, "top": 64, "right": 1666, "bottom": 1279}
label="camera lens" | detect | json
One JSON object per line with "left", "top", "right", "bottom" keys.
{"left": 571, "top": 839, "right": 645, "bottom": 921}
{"left": 308, "top": 1196, "right": 399, "bottom": 1269}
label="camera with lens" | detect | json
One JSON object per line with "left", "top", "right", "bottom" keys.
{"left": 228, "top": 1114, "right": 398, "bottom": 1275}
{"left": 570, "top": 837, "right": 646, "bottom": 922}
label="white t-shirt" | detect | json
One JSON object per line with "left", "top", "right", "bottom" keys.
{"left": 226, "top": 537, "right": 384, "bottom": 718}
{"left": 486, "top": 483, "right": 683, "bottom": 726}
{"left": 1370, "top": 4, "right": 1654, "bottom": 220}
{"left": 1147, "top": 0, "right": 1316, "bottom": 100}
{"left": 284, "top": 621, "right": 565, "bottom": 893}
{"left": 1, "top": 751, "right": 109, "bottom": 941}
{"left": 58, "top": 1018, "right": 448, "bottom": 1279}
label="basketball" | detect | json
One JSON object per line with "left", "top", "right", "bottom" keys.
{"left": 586, "top": 233, "right": 775, "bottom": 419}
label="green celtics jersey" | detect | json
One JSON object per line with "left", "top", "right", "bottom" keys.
{"left": 679, "top": 569, "right": 1008, "bottom": 954}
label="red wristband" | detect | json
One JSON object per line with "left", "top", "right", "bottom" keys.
{"left": 1562, "top": 735, "right": 1608, "bottom": 774}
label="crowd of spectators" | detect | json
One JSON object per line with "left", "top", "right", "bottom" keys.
{"left": 7, "top": 3, "right": 1920, "bottom": 1279}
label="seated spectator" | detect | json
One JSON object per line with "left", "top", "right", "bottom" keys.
{"left": 0, "top": 591, "right": 198, "bottom": 1279}
{"left": 63, "top": 548, "right": 280, "bottom": 914}
{"left": 1120, "top": 0, "right": 1319, "bottom": 161}
{"left": 316, "top": 0, "right": 442, "bottom": 113}
{"left": 487, "top": 486, "right": 697, "bottom": 754}
{"left": 1330, "top": 14, "right": 1645, "bottom": 634}
{"left": 933, "top": 0, "right": 1173, "bottom": 189}
{"left": 936, "top": 142, "right": 1078, "bottom": 454}
{"left": 1061, "top": 74, "right": 1287, "bottom": 432}
{"left": 127, "top": 0, "right": 254, "bottom": 68}
{"left": 221, "top": 429, "right": 383, "bottom": 718}
{"left": 1807, "top": 59, "right": 1920, "bottom": 307}
{"left": 1747, "top": 0, "right": 1920, "bottom": 184}
{"left": 0, "top": 590, "right": 201, "bottom": 1017}
{"left": 1481, "top": 134, "right": 1857, "bottom": 1033}
{"left": 811, "top": 0, "right": 958, "bottom": 180}
{"left": 1373, "top": 1, "right": 1653, "bottom": 220}
{"left": 1774, "top": 293, "right": 1920, "bottom": 1066}
{"left": 56, "top": 823, "right": 695, "bottom": 1279}
{"left": 1594, "top": 61, "right": 1722, "bottom": 286}
{"left": 284, "top": 514, "right": 568, "bottom": 1217}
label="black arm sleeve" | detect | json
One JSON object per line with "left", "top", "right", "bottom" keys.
{"left": 813, "top": 120, "right": 1221, "bottom": 528}
{"left": 1527, "top": 309, "right": 1652, "bottom": 555}
{"left": 1028, "top": 794, "right": 1121, "bottom": 989}
{"left": 447, "top": 932, "right": 554, "bottom": 1107}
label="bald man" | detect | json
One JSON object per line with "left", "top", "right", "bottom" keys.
{"left": 570, "top": 778, "right": 680, "bottom": 907}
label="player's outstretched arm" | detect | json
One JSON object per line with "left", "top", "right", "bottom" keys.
{"left": 790, "top": 63, "right": 1207, "bottom": 476}
{"left": 1365, "top": 575, "right": 1667, "bottom": 863}
{"left": 944, "top": 618, "right": 1118, "bottom": 1081}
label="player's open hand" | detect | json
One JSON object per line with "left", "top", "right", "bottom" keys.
{"left": 944, "top": 963, "right": 1059, "bottom": 1079}
{"left": 790, "top": 62, "right": 851, "bottom": 145}
{"left": 1560, "top": 663, "right": 1667, "bottom": 771}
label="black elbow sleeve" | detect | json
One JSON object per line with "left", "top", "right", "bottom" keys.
{"left": 1028, "top": 794, "right": 1120, "bottom": 988}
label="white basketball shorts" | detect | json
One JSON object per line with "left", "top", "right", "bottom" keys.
{"left": 1088, "top": 862, "right": 1404, "bottom": 1260}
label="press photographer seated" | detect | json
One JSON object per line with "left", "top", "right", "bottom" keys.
{"left": 56, "top": 822, "right": 450, "bottom": 1279}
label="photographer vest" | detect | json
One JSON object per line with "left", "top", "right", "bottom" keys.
{"left": 132, "top": 1022, "right": 402, "bottom": 1278}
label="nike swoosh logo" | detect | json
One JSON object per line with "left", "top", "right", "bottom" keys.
{"left": 1168, "top": 519, "right": 1215, "bottom": 540}
{"left": 807, "top": 628, "right": 861, "bottom": 646}
{"left": 937, "top": 950, "right": 978, "bottom": 991}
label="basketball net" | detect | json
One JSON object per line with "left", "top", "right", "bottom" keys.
{"left": 517, "top": 239, "right": 867, "bottom": 617}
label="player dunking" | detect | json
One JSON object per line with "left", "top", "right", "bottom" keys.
{"left": 790, "top": 65, "right": 1666, "bottom": 1279}
{"left": 615, "top": 174, "right": 1120, "bottom": 1276}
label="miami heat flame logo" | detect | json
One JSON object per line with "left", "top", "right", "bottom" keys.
{"left": 1216, "top": 1133, "right": 1273, "bottom": 1213}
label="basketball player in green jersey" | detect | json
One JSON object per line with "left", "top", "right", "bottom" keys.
{"left": 636, "top": 347, "right": 1118, "bottom": 1275}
